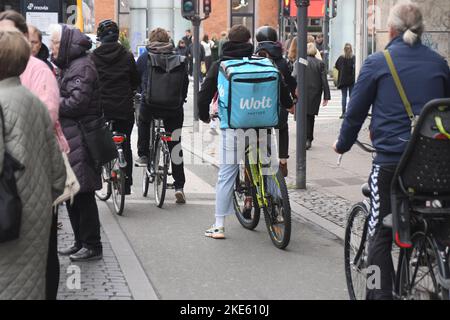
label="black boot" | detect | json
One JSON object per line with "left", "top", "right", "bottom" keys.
{"left": 69, "top": 247, "right": 103, "bottom": 262}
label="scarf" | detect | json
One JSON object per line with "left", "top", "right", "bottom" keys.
{"left": 147, "top": 41, "right": 175, "bottom": 54}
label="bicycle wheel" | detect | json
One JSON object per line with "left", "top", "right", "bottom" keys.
{"left": 263, "top": 170, "right": 291, "bottom": 249}
{"left": 95, "top": 164, "right": 112, "bottom": 201}
{"left": 142, "top": 166, "right": 150, "bottom": 197}
{"left": 233, "top": 164, "right": 260, "bottom": 230}
{"left": 344, "top": 202, "right": 370, "bottom": 300}
{"left": 110, "top": 160, "right": 126, "bottom": 216}
{"left": 154, "top": 139, "right": 168, "bottom": 208}
{"left": 397, "top": 231, "right": 450, "bottom": 300}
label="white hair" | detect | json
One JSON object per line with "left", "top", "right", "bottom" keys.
{"left": 48, "top": 23, "right": 62, "bottom": 41}
{"left": 387, "top": 1, "right": 424, "bottom": 46}
{"left": 307, "top": 42, "right": 317, "bottom": 57}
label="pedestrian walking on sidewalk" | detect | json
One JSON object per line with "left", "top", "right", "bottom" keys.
{"left": 333, "top": 2, "right": 449, "bottom": 300}
{"left": 0, "top": 28, "right": 66, "bottom": 300}
{"left": 255, "top": 26, "right": 296, "bottom": 177}
{"left": 92, "top": 19, "right": 140, "bottom": 195}
{"left": 335, "top": 43, "right": 355, "bottom": 118}
{"left": 50, "top": 24, "right": 104, "bottom": 262}
{"left": 292, "top": 42, "right": 330, "bottom": 149}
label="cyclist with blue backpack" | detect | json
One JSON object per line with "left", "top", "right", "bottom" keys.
{"left": 198, "top": 25, "right": 294, "bottom": 239}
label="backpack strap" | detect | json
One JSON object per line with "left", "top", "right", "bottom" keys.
{"left": 383, "top": 49, "right": 415, "bottom": 123}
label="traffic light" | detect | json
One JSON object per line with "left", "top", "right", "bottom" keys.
{"left": 282, "top": 0, "right": 290, "bottom": 17}
{"left": 203, "top": 0, "right": 211, "bottom": 16}
{"left": 329, "top": 0, "right": 337, "bottom": 18}
{"left": 182, "top": 0, "right": 197, "bottom": 19}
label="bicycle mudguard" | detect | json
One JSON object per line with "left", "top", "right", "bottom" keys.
{"left": 391, "top": 191, "right": 412, "bottom": 248}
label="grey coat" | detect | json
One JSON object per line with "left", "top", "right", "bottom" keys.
{"left": 0, "top": 77, "right": 66, "bottom": 300}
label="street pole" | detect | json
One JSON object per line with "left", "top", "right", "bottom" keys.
{"left": 323, "top": 1, "right": 330, "bottom": 71}
{"left": 295, "top": 0, "right": 309, "bottom": 189}
{"left": 192, "top": 17, "right": 201, "bottom": 133}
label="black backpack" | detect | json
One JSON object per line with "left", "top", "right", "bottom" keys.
{"left": 145, "top": 52, "right": 187, "bottom": 117}
{"left": 0, "top": 104, "right": 24, "bottom": 243}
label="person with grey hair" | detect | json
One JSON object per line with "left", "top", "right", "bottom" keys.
{"left": 334, "top": 2, "right": 449, "bottom": 299}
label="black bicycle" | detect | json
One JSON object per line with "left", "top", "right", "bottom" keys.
{"left": 95, "top": 121, "right": 127, "bottom": 215}
{"left": 140, "top": 118, "right": 173, "bottom": 208}
{"left": 344, "top": 138, "right": 450, "bottom": 300}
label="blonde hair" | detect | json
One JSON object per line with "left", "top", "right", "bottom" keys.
{"left": 307, "top": 42, "right": 317, "bottom": 57}
{"left": 0, "top": 28, "right": 30, "bottom": 80}
{"left": 387, "top": 1, "right": 424, "bottom": 46}
{"left": 344, "top": 43, "right": 353, "bottom": 59}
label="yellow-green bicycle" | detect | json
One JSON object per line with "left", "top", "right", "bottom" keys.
{"left": 233, "top": 133, "right": 291, "bottom": 249}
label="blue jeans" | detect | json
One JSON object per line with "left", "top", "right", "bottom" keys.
{"left": 341, "top": 84, "right": 354, "bottom": 114}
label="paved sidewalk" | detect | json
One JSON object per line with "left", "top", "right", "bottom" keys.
{"left": 57, "top": 207, "right": 133, "bottom": 300}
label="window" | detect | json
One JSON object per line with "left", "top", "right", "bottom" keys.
{"left": 230, "top": 0, "right": 255, "bottom": 37}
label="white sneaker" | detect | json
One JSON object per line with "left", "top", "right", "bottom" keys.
{"left": 175, "top": 189, "right": 186, "bottom": 204}
{"left": 205, "top": 226, "right": 225, "bottom": 239}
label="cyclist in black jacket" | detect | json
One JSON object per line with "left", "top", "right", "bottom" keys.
{"left": 254, "top": 26, "right": 296, "bottom": 177}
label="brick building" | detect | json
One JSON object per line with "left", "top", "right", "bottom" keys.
{"left": 203, "top": 0, "right": 280, "bottom": 39}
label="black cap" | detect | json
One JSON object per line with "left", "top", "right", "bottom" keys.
{"left": 255, "top": 26, "right": 278, "bottom": 43}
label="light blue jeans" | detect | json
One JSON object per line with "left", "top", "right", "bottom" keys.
{"left": 215, "top": 129, "right": 243, "bottom": 217}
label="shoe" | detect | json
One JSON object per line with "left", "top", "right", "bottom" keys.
{"left": 242, "top": 196, "right": 253, "bottom": 219}
{"left": 69, "top": 247, "right": 103, "bottom": 262}
{"left": 58, "top": 244, "right": 81, "bottom": 256}
{"left": 306, "top": 140, "right": 312, "bottom": 150}
{"left": 175, "top": 189, "right": 186, "bottom": 204}
{"left": 205, "top": 226, "right": 225, "bottom": 239}
{"left": 124, "top": 184, "right": 132, "bottom": 195}
{"left": 134, "top": 156, "right": 148, "bottom": 167}
{"left": 279, "top": 162, "right": 288, "bottom": 177}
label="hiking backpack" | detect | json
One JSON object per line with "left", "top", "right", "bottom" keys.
{"left": 217, "top": 57, "right": 280, "bottom": 129}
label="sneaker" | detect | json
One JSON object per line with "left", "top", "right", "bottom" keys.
{"left": 175, "top": 189, "right": 186, "bottom": 204}
{"left": 205, "top": 226, "right": 225, "bottom": 239}
{"left": 306, "top": 140, "right": 312, "bottom": 150}
{"left": 134, "top": 156, "right": 148, "bottom": 167}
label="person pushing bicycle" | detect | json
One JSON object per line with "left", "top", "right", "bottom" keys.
{"left": 198, "top": 24, "right": 294, "bottom": 239}
{"left": 333, "top": 3, "right": 450, "bottom": 300}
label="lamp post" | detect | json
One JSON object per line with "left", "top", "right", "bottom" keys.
{"left": 295, "top": 0, "right": 309, "bottom": 189}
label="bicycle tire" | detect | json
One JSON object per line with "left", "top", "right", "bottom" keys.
{"left": 111, "top": 163, "right": 126, "bottom": 216}
{"left": 233, "top": 165, "right": 260, "bottom": 230}
{"left": 263, "top": 170, "right": 291, "bottom": 249}
{"left": 344, "top": 202, "right": 370, "bottom": 300}
{"left": 95, "top": 165, "right": 112, "bottom": 201}
{"left": 154, "top": 140, "right": 168, "bottom": 208}
{"left": 397, "top": 231, "right": 450, "bottom": 300}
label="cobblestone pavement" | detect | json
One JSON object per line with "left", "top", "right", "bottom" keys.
{"left": 56, "top": 207, "right": 133, "bottom": 300}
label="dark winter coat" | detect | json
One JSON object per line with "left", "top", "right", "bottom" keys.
{"left": 305, "top": 56, "right": 331, "bottom": 115}
{"left": 198, "top": 41, "right": 294, "bottom": 122}
{"left": 336, "top": 36, "right": 450, "bottom": 165}
{"left": 255, "top": 41, "right": 296, "bottom": 129}
{"left": 54, "top": 25, "right": 102, "bottom": 193}
{"left": 335, "top": 55, "right": 355, "bottom": 89}
{"left": 92, "top": 42, "right": 140, "bottom": 121}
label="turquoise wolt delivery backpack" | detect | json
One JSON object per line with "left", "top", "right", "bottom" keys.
{"left": 217, "top": 57, "right": 280, "bottom": 129}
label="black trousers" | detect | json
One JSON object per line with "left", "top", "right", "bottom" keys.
{"left": 110, "top": 119, "right": 134, "bottom": 188}
{"left": 307, "top": 115, "right": 316, "bottom": 142}
{"left": 66, "top": 192, "right": 102, "bottom": 250}
{"left": 277, "top": 125, "right": 289, "bottom": 159}
{"left": 366, "top": 165, "right": 397, "bottom": 300}
{"left": 138, "top": 113, "right": 186, "bottom": 189}
{"left": 45, "top": 208, "right": 59, "bottom": 300}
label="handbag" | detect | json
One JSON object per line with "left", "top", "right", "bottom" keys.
{"left": 0, "top": 103, "right": 24, "bottom": 243}
{"left": 78, "top": 117, "right": 118, "bottom": 169}
{"left": 53, "top": 152, "right": 80, "bottom": 207}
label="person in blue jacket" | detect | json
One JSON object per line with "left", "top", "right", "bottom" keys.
{"left": 333, "top": 2, "right": 449, "bottom": 300}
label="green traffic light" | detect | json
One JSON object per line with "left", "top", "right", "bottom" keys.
{"left": 183, "top": 1, "right": 194, "bottom": 12}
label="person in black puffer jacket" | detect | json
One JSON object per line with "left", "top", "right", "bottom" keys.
{"left": 254, "top": 26, "right": 296, "bottom": 177}
{"left": 92, "top": 19, "right": 140, "bottom": 194}
{"left": 50, "top": 24, "right": 103, "bottom": 262}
